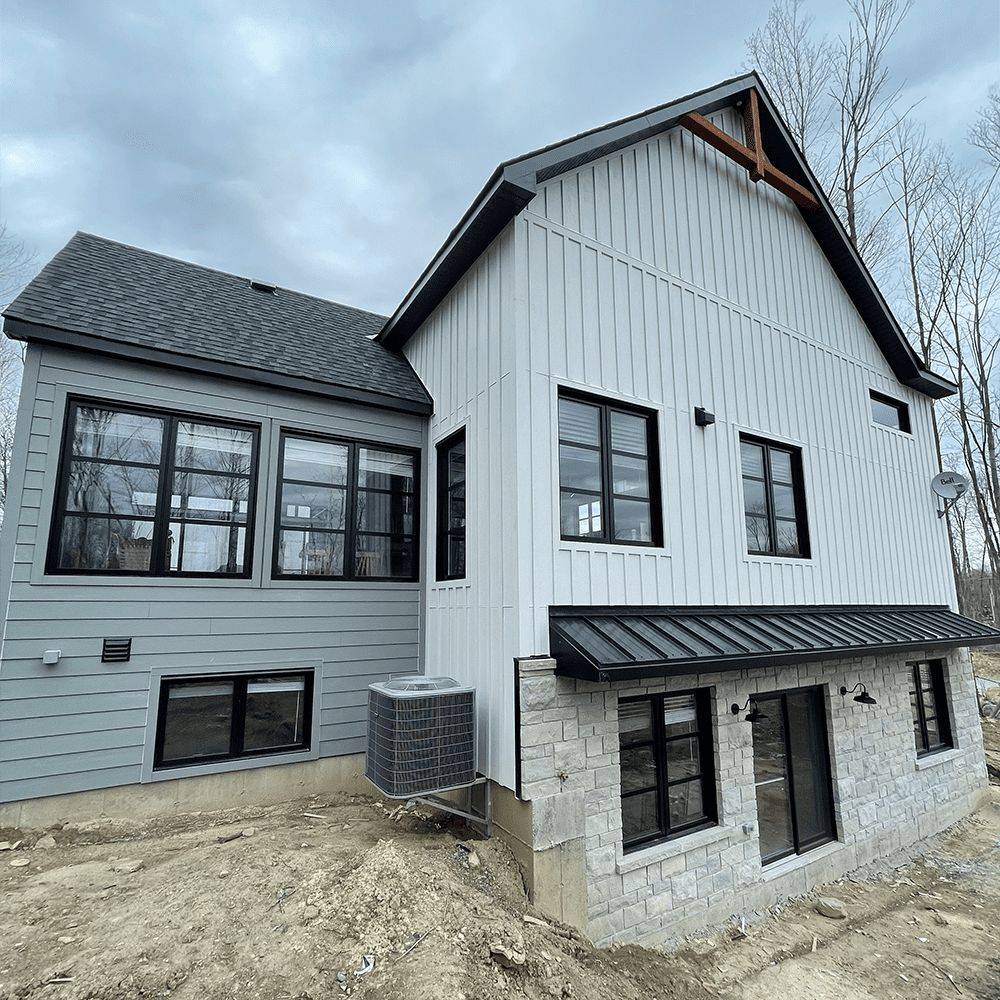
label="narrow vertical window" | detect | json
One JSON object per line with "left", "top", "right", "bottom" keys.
{"left": 557, "top": 389, "right": 661, "bottom": 546}
{"left": 740, "top": 435, "right": 809, "bottom": 558}
{"left": 436, "top": 429, "right": 466, "bottom": 580}
{"left": 908, "top": 660, "right": 952, "bottom": 756}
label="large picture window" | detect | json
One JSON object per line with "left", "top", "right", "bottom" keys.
{"left": 436, "top": 428, "right": 466, "bottom": 580}
{"left": 154, "top": 670, "right": 312, "bottom": 769}
{"left": 618, "top": 691, "right": 716, "bottom": 852}
{"left": 557, "top": 389, "right": 662, "bottom": 546}
{"left": 273, "top": 431, "right": 419, "bottom": 581}
{"left": 909, "top": 660, "right": 952, "bottom": 756}
{"left": 49, "top": 400, "right": 258, "bottom": 576}
{"left": 740, "top": 435, "right": 810, "bottom": 558}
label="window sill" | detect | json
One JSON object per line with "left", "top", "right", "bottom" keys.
{"left": 915, "top": 746, "right": 961, "bottom": 771}
{"left": 616, "top": 824, "right": 736, "bottom": 874}
{"left": 742, "top": 553, "right": 813, "bottom": 566}
{"left": 761, "top": 840, "right": 842, "bottom": 882}
{"left": 558, "top": 541, "right": 670, "bottom": 557}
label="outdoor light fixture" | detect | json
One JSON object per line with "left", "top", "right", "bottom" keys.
{"left": 840, "top": 682, "right": 877, "bottom": 706}
{"left": 730, "top": 697, "right": 768, "bottom": 724}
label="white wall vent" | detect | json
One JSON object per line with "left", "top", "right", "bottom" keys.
{"left": 366, "top": 676, "right": 476, "bottom": 798}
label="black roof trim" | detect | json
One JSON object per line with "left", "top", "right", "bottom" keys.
{"left": 379, "top": 72, "right": 954, "bottom": 399}
{"left": 5, "top": 317, "right": 433, "bottom": 416}
{"left": 549, "top": 604, "right": 1000, "bottom": 682}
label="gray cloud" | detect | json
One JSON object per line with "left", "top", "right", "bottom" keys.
{"left": 2, "top": 0, "right": 996, "bottom": 316}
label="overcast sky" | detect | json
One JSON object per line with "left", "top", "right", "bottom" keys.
{"left": 1, "top": 0, "right": 997, "bottom": 317}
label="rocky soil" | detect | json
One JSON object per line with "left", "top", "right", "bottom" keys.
{"left": 1, "top": 757, "right": 998, "bottom": 999}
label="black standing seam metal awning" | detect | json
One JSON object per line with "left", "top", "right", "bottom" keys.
{"left": 548, "top": 605, "right": 1000, "bottom": 682}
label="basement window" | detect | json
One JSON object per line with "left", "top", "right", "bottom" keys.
{"left": 869, "top": 390, "right": 911, "bottom": 433}
{"left": 618, "top": 690, "right": 717, "bottom": 853}
{"left": 154, "top": 671, "right": 313, "bottom": 769}
{"left": 908, "top": 660, "right": 952, "bottom": 757}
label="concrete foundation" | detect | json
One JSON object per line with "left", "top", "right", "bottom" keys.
{"left": 0, "top": 752, "right": 372, "bottom": 829}
{"left": 514, "top": 648, "right": 989, "bottom": 946}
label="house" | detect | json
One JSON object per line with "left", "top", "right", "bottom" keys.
{"left": 1, "top": 73, "right": 996, "bottom": 946}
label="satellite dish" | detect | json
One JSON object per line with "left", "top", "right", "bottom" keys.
{"left": 931, "top": 471, "right": 969, "bottom": 501}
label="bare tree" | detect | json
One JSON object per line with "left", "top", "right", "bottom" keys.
{"left": 828, "top": 0, "right": 912, "bottom": 268}
{"left": 969, "top": 85, "right": 1000, "bottom": 169}
{"left": 745, "top": 0, "right": 833, "bottom": 160}
{"left": 0, "top": 224, "right": 34, "bottom": 521}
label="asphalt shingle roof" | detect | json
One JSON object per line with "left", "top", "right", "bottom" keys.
{"left": 3, "top": 232, "right": 431, "bottom": 411}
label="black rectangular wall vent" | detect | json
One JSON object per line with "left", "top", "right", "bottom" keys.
{"left": 102, "top": 637, "right": 132, "bottom": 663}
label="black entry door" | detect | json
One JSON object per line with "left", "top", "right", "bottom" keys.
{"left": 752, "top": 687, "right": 835, "bottom": 864}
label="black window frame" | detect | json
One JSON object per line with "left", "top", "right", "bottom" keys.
{"left": 153, "top": 669, "right": 314, "bottom": 770}
{"left": 619, "top": 689, "right": 717, "bottom": 854}
{"left": 752, "top": 686, "right": 837, "bottom": 866}
{"left": 557, "top": 387, "right": 663, "bottom": 547}
{"left": 47, "top": 396, "right": 260, "bottom": 579}
{"left": 271, "top": 429, "right": 421, "bottom": 583}
{"left": 908, "top": 659, "right": 953, "bottom": 757}
{"left": 436, "top": 427, "right": 467, "bottom": 581}
{"left": 869, "top": 389, "right": 911, "bottom": 434}
{"left": 739, "top": 433, "right": 810, "bottom": 559}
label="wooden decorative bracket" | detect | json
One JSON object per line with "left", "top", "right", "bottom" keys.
{"left": 679, "top": 89, "right": 819, "bottom": 211}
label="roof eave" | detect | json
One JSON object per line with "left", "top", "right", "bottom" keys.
{"left": 3, "top": 315, "right": 434, "bottom": 416}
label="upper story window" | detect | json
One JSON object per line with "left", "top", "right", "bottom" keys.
{"left": 436, "top": 429, "right": 466, "bottom": 580}
{"left": 619, "top": 690, "right": 716, "bottom": 852}
{"left": 740, "top": 435, "right": 810, "bottom": 559}
{"left": 557, "top": 389, "right": 662, "bottom": 546}
{"left": 49, "top": 400, "right": 258, "bottom": 577}
{"left": 869, "top": 390, "right": 911, "bottom": 433}
{"left": 273, "top": 431, "right": 418, "bottom": 581}
{"left": 909, "top": 660, "right": 952, "bottom": 756}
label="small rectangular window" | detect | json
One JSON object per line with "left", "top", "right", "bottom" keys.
{"left": 869, "top": 390, "right": 911, "bottom": 433}
{"left": 740, "top": 435, "right": 810, "bottom": 558}
{"left": 154, "top": 671, "right": 312, "bottom": 769}
{"left": 619, "top": 690, "right": 716, "bottom": 852}
{"left": 436, "top": 429, "right": 466, "bottom": 580}
{"left": 557, "top": 389, "right": 662, "bottom": 546}
{"left": 908, "top": 660, "right": 952, "bottom": 756}
{"left": 49, "top": 399, "right": 258, "bottom": 577}
{"left": 273, "top": 432, "right": 418, "bottom": 581}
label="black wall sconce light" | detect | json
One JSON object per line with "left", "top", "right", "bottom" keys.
{"left": 694, "top": 406, "right": 716, "bottom": 427}
{"left": 840, "top": 682, "right": 877, "bottom": 706}
{"left": 731, "top": 697, "right": 768, "bottom": 723}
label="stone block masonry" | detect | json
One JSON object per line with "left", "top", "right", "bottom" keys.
{"left": 514, "top": 648, "right": 988, "bottom": 946}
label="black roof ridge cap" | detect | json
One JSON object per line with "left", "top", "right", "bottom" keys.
{"left": 60, "top": 232, "right": 390, "bottom": 326}
{"left": 3, "top": 316, "right": 433, "bottom": 415}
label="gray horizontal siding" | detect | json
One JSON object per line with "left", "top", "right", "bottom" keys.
{"left": 0, "top": 345, "right": 427, "bottom": 803}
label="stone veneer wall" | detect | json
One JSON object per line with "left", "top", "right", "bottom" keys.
{"left": 516, "top": 648, "right": 988, "bottom": 946}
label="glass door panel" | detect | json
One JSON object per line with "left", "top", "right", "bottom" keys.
{"left": 786, "top": 690, "right": 835, "bottom": 850}
{"left": 752, "top": 687, "right": 835, "bottom": 864}
{"left": 752, "top": 701, "right": 795, "bottom": 863}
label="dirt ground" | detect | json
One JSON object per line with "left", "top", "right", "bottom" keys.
{"left": 1, "top": 755, "right": 998, "bottom": 1000}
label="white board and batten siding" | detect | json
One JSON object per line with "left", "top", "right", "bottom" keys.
{"left": 403, "top": 223, "right": 521, "bottom": 788}
{"left": 0, "top": 344, "right": 426, "bottom": 803}
{"left": 406, "top": 107, "right": 955, "bottom": 787}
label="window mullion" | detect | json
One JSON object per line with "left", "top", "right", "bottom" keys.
{"left": 345, "top": 443, "right": 360, "bottom": 580}
{"left": 601, "top": 405, "right": 613, "bottom": 542}
{"left": 763, "top": 446, "right": 777, "bottom": 557}
{"left": 151, "top": 415, "right": 178, "bottom": 575}
{"left": 231, "top": 677, "right": 248, "bottom": 756}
